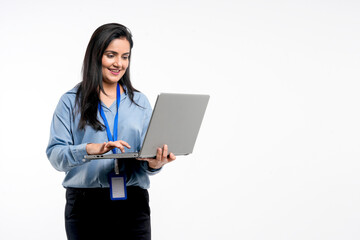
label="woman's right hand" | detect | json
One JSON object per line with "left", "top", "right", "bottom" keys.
{"left": 86, "top": 140, "right": 131, "bottom": 155}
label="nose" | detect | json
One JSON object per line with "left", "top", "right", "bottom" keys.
{"left": 113, "top": 57, "right": 123, "bottom": 68}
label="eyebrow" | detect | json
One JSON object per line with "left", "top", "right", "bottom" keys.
{"left": 104, "top": 50, "right": 130, "bottom": 56}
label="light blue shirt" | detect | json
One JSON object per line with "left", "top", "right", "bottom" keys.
{"left": 46, "top": 86, "right": 159, "bottom": 189}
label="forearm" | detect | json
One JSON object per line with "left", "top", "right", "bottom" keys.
{"left": 46, "top": 143, "right": 88, "bottom": 172}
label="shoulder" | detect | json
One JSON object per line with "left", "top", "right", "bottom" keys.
{"left": 132, "top": 91, "right": 151, "bottom": 109}
{"left": 57, "top": 85, "right": 79, "bottom": 111}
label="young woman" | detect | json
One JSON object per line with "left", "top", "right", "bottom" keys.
{"left": 46, "top": 23, "right": 176, "bottom": 240}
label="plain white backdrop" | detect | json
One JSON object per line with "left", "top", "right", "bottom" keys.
{"left": 1, "top": 0, "right": 360, "bottom": 239}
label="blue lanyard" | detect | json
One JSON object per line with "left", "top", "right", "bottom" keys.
{"left": 98, "top": 84, "right": 121, "bottom": 154}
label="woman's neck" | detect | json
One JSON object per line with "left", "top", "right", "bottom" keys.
{"left": 100, "top": 82, "right": 124, "bottom": 107}
{"left": 103, "top": 82, "right": 117, "bottom": 95}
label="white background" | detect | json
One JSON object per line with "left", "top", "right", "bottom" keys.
{"left": 1, "top": 0, "right": 360, "bottom": 239}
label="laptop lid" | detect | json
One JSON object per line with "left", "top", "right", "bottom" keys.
{"left": 84, "top": 93, "right": 209, "bottom": 160}
{"left": 138, "top": 93, "right": 210, "bottom": 158}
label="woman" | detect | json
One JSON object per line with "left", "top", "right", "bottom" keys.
{"left": 46, "top": 23, "right": 176, "bottom": 240}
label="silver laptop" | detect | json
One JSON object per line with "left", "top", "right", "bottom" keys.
{"left": 84, "top": 93, "right": 210, "bottom": 160}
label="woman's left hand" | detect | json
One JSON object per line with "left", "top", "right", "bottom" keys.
{"left": 137, "top": 144, "right": 176, "bottom": 169}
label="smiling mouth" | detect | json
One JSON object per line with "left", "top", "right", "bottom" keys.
{"left": 109, "top": 69, "right": 121, "bottom": 75}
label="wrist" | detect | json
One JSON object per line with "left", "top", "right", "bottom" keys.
{"left": 86, "top": 143, "right": 98, "bottom": 155}
{"left": 148, "top": 163, "right": 162, "bottom": 172}
{"left": 147, "top": 161, "right": 163, "bottom": 170}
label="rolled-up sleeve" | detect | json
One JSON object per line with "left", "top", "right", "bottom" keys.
{"left": 46, "top": 97, "right": 87, "bottom": 172}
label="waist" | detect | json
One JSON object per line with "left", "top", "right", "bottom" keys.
{"left": 62, "top": 160, "right": 151, "bottom": 189}
{"left": 66, "top": 186, "right": 146, "bottom": 195}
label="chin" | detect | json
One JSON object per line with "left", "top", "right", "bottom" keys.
{"left": 104, "top": 76, "right": 121, "bottom": 83}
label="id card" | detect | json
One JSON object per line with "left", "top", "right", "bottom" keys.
{"left": 109, "top": 173, "right": 127, "bottom": 200}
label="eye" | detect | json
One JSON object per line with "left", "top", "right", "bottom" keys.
{"left": 106, "top": 54, "right": 115, "bottom": 58}
{"left": 122, "top": 56, "right": 129, "bottom": 60}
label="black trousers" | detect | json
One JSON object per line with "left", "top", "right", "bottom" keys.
{"left": 65, "top": 186, "right": 151, "bottom": 240}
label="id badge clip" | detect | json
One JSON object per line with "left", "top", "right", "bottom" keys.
{"left": 109, "top": 171, "right": 127, "bottom": 200}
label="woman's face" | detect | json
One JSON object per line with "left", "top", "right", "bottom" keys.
{"left": 102, "top": 38, "right": 130, "bottom": 85}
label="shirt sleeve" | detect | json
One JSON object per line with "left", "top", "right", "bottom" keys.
{"left": 46, "top": 96, "right": 88, "bottom": 172}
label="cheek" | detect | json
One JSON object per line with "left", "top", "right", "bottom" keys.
{"left": 123, "top": 61, "right": 129, "bottom": 70}
{"left": 101, "top": 67, "right": 107, "bottom": 77}
{"left": 102, "top": 57, "right": 111, "bottom": 68}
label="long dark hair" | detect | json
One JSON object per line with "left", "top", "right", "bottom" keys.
{"left": 75, "top": 23, "right": 138, "bottom": 130}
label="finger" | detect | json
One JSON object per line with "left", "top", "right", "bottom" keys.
{"left": 115, "top": 142, "right": 125, "bottom": 153}
{"left": 162, "top": 144, "right": 168, "bottom": 159}
{"left": 168, "top": 153, "right": 176, "bottom": 162}
{"left": 156, "top": 147, "right": 162, "bottom": 161}
{"left": 118, "top": 140, "right": 131, "bottom": 149}
{"left": 106, "top": 141, "right": 125, "bottom": 152}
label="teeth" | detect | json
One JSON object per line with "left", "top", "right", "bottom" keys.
{"left": 110, "top": 69, "right": 120, "bottom": 73}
